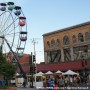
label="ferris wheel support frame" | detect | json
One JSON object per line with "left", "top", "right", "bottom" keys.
{"left": 0, "top": 36, "right": 27, "bottom": 79}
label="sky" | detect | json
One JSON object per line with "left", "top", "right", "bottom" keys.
{"left": 0, "top": 0, "right": 90, "bottom": 63}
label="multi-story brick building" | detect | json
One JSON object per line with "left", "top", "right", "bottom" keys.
{"left": 37, "top": 21, "right": 90, "bottom": 72}
{"left": 43, "top": 21, "right": 90, "bottom": 63}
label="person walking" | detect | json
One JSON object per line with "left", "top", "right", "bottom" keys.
{"left": 23, "top": 81, "right": 26, "bottom": 87}
{"left": 48, "top": 78, "right": 54, "bottom": 90}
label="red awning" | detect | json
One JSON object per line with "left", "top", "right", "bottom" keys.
{"left": 37, "top": 60, "right": 90, "bottom": 72}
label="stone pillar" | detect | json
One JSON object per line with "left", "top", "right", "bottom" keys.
{"left": 70, "top": 47, "right": 74, "bottom": 61}
{"left": 44, "top": 52, "right": 48, "bottom": 64}
{"left": 61, "top": 49, "right": 64, "bottom": 62}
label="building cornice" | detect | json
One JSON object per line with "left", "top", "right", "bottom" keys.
{"left": 43, "top": 21, "right": 90, "bottom": 36}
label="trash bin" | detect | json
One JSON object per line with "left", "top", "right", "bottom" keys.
{"left": 0, "top": 80, "right": 7, "bottom": 89}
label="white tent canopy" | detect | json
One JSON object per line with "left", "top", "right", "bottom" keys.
{"left": 55, "top": 70, "right": 63, "bottom": 74}
{"left": 16, "top": 73, "right": 19, "bottom": 76}
{"left": 35, "top": 72, "right": 44, "bottom": 76}
{"left": 45, "top": 71, "right": 53, "bottom": 75}
{"left": 63, "top": 70, "right": 79, "bottom": 75}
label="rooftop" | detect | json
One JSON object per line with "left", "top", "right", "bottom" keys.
{"left": 43, "top": 21, "right": 90, "bottom": 36}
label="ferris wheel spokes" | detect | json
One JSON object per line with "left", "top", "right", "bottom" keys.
{"left": 0, "top": 2, "right": 27, "bottom": 79}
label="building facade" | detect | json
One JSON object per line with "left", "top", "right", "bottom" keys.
{"left": 7, "top": 54, "right": 30, "bottom": 73}
{"left": 43, "top": 21, "right": 90, "bottom": 64}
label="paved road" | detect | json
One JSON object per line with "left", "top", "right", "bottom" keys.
{"left": 17, "top": 87, "right": 38, "bottom": 90}
{"left": 17, "top": 84, "right": 90, "bottom": 90}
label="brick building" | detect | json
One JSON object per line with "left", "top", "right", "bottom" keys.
{"left": 7, "top": 54, "right": 30, "bottom": 73}
{"left": 37, "top": 21, "right": 90, "bottom": 72}
{"left": 43, "top": 21, "right": 90, "bottom": 63}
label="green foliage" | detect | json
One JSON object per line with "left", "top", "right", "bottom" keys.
{"left": 0, "top": 52, "right": 16, "bottom": 80}
{"left": 0, "top": 86, "right": 7, "bottom": 89}
{"left": 1, "top": 61, "right": 16, "bottom": 80}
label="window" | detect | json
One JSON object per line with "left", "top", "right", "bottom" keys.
{"left": 63, "top": 35, "right": 69, "bottom": 45}
{"left": 85, "top": 32, "right": 90, "bottom": 41}
{"left": 51, "top": 39, "right": 55, "bottom": 48}
{"left": 56, "top": 39, "right": 60, "bottom": 47}
{"left": 47, "top": 41, "right": 50, "bottom": 48}
{"left": 78, "top": 33, "right": 84, "bottom": 43}
{"left": 72, "top": 35, "right": 77, "bottom": 44}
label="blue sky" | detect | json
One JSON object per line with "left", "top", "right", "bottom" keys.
{"left": 1, "top": 0, "right": 90, "bottom": 63}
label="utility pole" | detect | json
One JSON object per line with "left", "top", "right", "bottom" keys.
{"left": 31, "top": 38, "right": 37, "bottom": 87}
{"left": 29, "top": 52, "right": 34, "bottom": 88}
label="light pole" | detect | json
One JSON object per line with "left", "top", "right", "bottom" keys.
{"left": 29, "top": 52, "right": 34, "bottom": 88}
{"left": 32, "top": 38, "right": 37, "bottom": 87}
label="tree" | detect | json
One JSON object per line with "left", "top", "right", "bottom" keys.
{"left": 0, "top": 52, "right": 16, "bottom": 85}
{"left": 1, "top": 61, "right": 16, "bottom": 80}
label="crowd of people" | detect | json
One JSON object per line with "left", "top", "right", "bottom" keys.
{"left": 42, "top": 72, "right": 89, "bottom": 90}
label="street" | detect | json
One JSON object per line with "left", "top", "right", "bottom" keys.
{"left": 17, "top": 84, "right": 90, "bottom": 90}
{"left": 17, "top": 87, "right": 37, "bottom": 90}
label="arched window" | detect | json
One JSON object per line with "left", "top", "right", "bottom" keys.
{"left": 51, "top": 39, "right": 55, "bottom": 48}
{"left": 56, "top": 39, "right": 60, "bottom": 47}
{"left": 85, "top": 32, "right": 90, "bottom": 41}
{"left": 47, "top": 41, "right": 50, "bottom": 48}
{"left": 72, "top": 35, "right": 77, "bottom": 43}
{"left": 78, "top": 33, "right": 84, "bottom": 42}
{"left": 63, "top": 35, "right": 69, "bottom": 45}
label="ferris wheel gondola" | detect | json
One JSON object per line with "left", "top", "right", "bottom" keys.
{"left": 0, "top": 2, "right": 27, "bottom": 78}
{"left": 0, "top": 2, "right": 27, "bottom": 58}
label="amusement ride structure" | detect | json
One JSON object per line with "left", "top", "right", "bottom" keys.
{"left": 0, "top": 2, "right": 27, "bottom": 79}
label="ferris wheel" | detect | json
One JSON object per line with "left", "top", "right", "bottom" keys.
{"left": 0, "top": 2, "right": 27, "bottom": 58}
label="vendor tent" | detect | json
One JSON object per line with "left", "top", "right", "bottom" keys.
{"left": 63, "top": 70, "right": 79, "bottom": 75}
{"left": 36, "top": 72, "right": 44, "bottom": 76}
{"left": 45, "top": 71, "right": 53, "bottom": 75}
{"left": 16, "top": 73, "right": 19, "bottom": 76}
{"left": 55, "top": 70, "right": 63, "bottom": 74}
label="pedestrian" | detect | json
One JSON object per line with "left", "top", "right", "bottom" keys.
{"left": 64, "top": 77, "right": 68, "bottom": 87}
{"left": 48, "top": 78, "right": 54, "bottom": 90}
{"left": 23, "top": 81, "right": 26, "bottom": 87}
{"left": 54, "top": 78, "right": 59, "bottom": 90}
{"left": 58, "top": 77, "right": 64, "bottom": 87}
